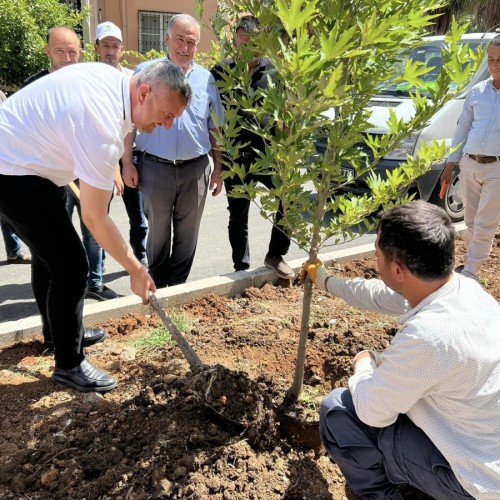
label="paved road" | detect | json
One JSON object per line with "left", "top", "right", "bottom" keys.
{"left": 0, "top": 188, "right": 377, "bottom": 324}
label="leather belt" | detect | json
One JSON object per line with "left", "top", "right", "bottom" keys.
{"left": 144, "top": 152, "right": 205, "bottom": 165}
{"left": 468, "top": 154, "right": 500, "bottom": 164}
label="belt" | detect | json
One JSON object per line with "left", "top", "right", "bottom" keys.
{"left": 468, "top": 154, "right": 500, "bottom": 164}
{"left": 143, "top": 152, "right": 205, "bottom": 165}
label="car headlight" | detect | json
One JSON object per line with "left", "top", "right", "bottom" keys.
{"left": 383, "top": 132, "right": 418, "bottom": 160}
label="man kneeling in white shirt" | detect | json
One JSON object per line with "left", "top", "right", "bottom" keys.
{"left": 303, "top": 200, "right": 500, "bottom": 500}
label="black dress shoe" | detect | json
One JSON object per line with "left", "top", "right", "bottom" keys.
{"left": 82, "top": 327, "right": 107, "bottom": 347}
{"left": 52, "top": 359, "right": 117, "bottom": 392}
{"left": 42, "top": 327, "right": 107, "bottom": 353}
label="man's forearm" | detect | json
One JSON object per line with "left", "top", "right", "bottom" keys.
{"left": 122, "top": 129, "right": 137, "bottom": 164}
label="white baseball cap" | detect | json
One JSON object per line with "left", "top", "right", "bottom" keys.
{"left": 96, "top": 22, "right": 122, "bottom": 42}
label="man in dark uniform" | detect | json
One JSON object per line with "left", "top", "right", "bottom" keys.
{"left": 211, "top": 16, "right": 294, "bottom": 279}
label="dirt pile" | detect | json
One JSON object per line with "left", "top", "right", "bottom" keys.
{"left": 0, "top": 233, "right": 498, "bottom": 499}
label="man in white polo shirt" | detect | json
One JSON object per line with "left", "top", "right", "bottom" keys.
{"left": 0, "top": 60, "right": 191, "bottom": 392}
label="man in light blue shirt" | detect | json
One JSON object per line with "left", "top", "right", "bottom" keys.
{"left": 122, "top": 14, "right": 224, "bottom": 288}
{"left": 441, "top": 35, "right": 500, "bottom": 281}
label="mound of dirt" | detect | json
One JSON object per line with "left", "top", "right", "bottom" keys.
{"left": 0, "top": 233, "right": 498, "bottom": 499}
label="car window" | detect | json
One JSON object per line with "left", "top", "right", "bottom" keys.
{"left": 379, "top": 37, "right": 490, "bottom": 97}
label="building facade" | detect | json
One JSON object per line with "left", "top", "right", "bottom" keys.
{"left": 79, "top": 0, "right": 218, "bottom": 54}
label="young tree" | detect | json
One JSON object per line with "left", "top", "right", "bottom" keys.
{"left": 201, "top": 0, "right": 480, "bottom": 401}
{"left": 0, "top": 0, "right": 85, "bottom": 91}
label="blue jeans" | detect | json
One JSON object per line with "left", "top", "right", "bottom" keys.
{"left": 320, "top": 388, "right": 473, "bottom": 500}
{"left": 1, "top": 217, "right": 22, "bottom": 257}
{"left": 66, "top": 186, "right": 103, "bottom": 288}
{"left": 121, "top": 166, "right": 147, "bottom": 263}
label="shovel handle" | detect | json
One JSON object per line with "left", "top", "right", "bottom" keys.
{"left": 68, "top": 181, "right": 81, "bottom": 200}
{"left": 149, "top": 293, "right": 204, "bottom": 370}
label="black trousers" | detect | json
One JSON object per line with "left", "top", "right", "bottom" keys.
{"left": 0, "top": 174, "right": 87, "bottom": 369}
{"left": 223, "top": 155, "right": 291, "bottom": 271}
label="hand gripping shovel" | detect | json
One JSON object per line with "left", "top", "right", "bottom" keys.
{"left": 68, "top": 180, "right": 203, "bottom": 369}
{"left": 148, "top": 293, "right": 204, "bottom": 370}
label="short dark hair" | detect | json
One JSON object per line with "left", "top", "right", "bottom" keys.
{"left": 235, "top": 15, "right": 259, "bottom": 34}
{"left": 377, "top": 201, "right": 455, "bottom": 280}
{"left": 488, "top": 35, "right": 500, "bottom": 49}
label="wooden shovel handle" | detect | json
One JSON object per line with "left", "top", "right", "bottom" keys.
{"left": 149, "top": 293, "right": 204, "bottom": 370}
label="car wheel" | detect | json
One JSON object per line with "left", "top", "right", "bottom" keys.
{"left": 431, "top": 171, "right": 464, "bottom": 222}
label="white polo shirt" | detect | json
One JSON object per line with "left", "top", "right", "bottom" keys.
{"left": 0, "top": 62, "right": 133, "bottom": 189}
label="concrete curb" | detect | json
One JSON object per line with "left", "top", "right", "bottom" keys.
{"left": 0, "top": 242, "right": 376, "bottom": 348}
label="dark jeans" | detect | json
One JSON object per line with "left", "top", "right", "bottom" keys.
{"left": 0, "top": 216, "right": 22, "bottom": 257}
{"left": 120, "top": 161, "right": 147, "bottom": 264}
{"left": 320, "top": 388, "right": 474, "bottom": 500}
{"left": 66, "top": 185, "right": 104, "bottom": 288}
{"left": 223, "top": 155, "right": 291, "bottom": 271}
{"left": 0, "top": 174, "right": 87, "bottom": 369}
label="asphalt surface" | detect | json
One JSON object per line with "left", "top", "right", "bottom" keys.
{"left": 0, "top": 187, "right": 377, "bottom": 325}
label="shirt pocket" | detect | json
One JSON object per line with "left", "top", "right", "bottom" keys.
{"left": 189, "top": 92, "right": 209, "bottom": 120}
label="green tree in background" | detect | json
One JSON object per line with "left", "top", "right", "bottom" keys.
{"left": 201, "top": 0, "right": 480, "bottom": 401}
{"left": 433, "top": 0, "right": 500, "bottom": 33}
{"left": 0, "top": 0, "right": 86, "bottom": 91}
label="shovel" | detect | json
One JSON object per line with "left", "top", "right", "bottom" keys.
{"left": 68, "top": 180, "right": 204, "bottom": 370}
{"left": 148, "top": 293, "right": 204, "bottom": 370}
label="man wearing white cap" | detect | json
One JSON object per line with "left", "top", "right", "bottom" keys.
{"left": 95, "top": 21, "right": 149, "bottom": 272}
{"left": 95, "top": 22, "right": 132, "bottom": 75}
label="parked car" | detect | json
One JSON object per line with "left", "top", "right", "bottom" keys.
{"left": 317, "top": 33, "right": 497, "bottom": 222}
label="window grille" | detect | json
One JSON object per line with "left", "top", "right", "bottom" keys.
{"left": 138, "top": 11, "right": 176, "bottom": 53}
{"left": 61, "top": 0, "right": 81, "bottom": 10}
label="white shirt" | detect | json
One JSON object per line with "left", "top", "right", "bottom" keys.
{"left": 326, "top": 273, "right": 500, "bottom": 499}
{"left": 0, "top": 63, "right": 133, "bottom": 189}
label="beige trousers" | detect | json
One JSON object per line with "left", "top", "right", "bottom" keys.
{"left": 459, "top": 154, "right": 500, "bottom": 277}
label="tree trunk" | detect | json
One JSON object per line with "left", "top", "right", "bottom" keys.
{"left": 287, "top": 278, "right": 313, "bottom": 401}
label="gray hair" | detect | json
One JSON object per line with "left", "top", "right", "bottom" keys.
{"left": 167, "top": 14, "right": 200, "bottom": 43}
{"left": 488, "top": 35, "right": 500, "bottom": 48}
{"left": 136, "top": 60, "right": 192, "bottom": 107}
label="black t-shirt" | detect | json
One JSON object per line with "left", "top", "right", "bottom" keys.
{"left": 211, "top": 57, "right": 276, "bottom": 156}
{"left": 23, "top": 69, "right": 50, "bottom": 88}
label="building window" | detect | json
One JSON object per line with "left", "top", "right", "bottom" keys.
{"left": 61, "top": 0, "right": 81, "bottom": 9}
{"left": 138, "top": 11, "right": 176, "bottom": 53}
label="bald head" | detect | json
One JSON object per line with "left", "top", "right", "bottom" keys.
{"left": 46, "top": 26, "right": 81, "bottom": 72}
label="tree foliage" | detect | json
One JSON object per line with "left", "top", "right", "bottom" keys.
{"left": 0, "top": 0, "right": 85, "bottom": 91}
{"left": 199, "top": 0, "right": 481, "bottom": 400}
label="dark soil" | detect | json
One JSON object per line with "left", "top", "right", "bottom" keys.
{"left": 0, "top": 232, "right": 498, "bottom": 499}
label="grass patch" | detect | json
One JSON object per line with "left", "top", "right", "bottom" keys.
{"left": 298, "top": 386, "right": 324, "bottom": 416}
{"left": 132, "top": 311, "right": 192, "bottom": 353}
